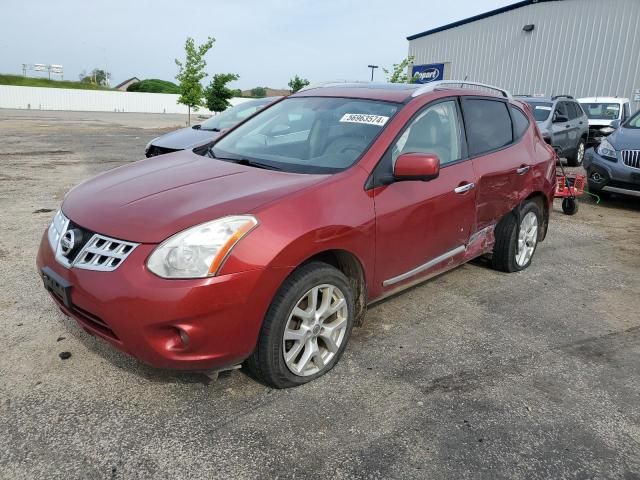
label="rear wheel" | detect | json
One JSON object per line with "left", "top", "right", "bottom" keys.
{"left": 491, "top": 200, "right": 542, "bottom": 273}
{"left": 245, "top": 262, "right": 355, "bottom": 388}
{"left": 567, "top": 138, "right": 585, "bottom": 166}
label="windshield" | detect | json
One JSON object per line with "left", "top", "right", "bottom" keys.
{"left": 625, "top": 111, "right": 640, "bottom": 129}
{"left": 211, "top": 97, "right": 400, "bottom": 173}
{"left": 524, "top": 101, "right": 553, "bottom": 121}
{"left": 581, "top": 103, "right": 621, "bottom": 120}
{"left": 200, "top": 99, "right": 272, "bottom": 131}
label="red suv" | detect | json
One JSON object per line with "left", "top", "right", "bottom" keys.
{"left": 37, "top": 81, "right": 556, "bottom": 388}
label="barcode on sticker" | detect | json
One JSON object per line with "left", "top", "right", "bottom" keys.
{"left": 340, "top": 113, "right": 389, "bottom": 126}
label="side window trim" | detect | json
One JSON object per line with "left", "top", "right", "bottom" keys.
{"left": 365, "top": 96, "right": 468, "bottom": 190}
{"left": 508, "top": 104, "right": 530, "bottom": 142}
{"left": 459, "top": 96, "right": 515, "bottom": 159}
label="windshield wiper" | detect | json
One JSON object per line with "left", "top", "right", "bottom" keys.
{"left": 208, "top": 150, "right": 281, "bottom": 171}
{"left": 201, "top": 127, "right": 221, "bottom": 132}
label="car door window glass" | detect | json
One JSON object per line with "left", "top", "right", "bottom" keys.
{"left": 464, "top": 99, "right": 513, "bottom": 156}
{"left": 510, "top": 106, "right": 530, "bottom": 139}
{"left": 623, "top": 103, "right": 630, "bottom": 121}
{"left": 566, "top": 102, "right": 579, "bottom": 120}
{"left": 554, "top": 102, "right": 569, "bottom": 122}
{"left": 392, "top": 100, "right": 463, "bottom": 166}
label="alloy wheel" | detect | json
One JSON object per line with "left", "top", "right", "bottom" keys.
{"left": 577, "top": 142, "right": 585, "bottom": 164}
{"left": 282, "top": 284, "right": 349, "bottom": 376}
{"left": 515, "top": 211, "right": 538, "bottom": 267}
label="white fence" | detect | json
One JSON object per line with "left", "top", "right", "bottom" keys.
{"left": 0, "top": 85, "right": 250, "bottom": 114}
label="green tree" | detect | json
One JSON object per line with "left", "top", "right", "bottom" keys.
{"left": 288, "top": 75, "right": 310, "bottom": 93}
{"left": 230, "top": 88, "right": 242, "bottom": 97}
{"left": 383, "top": 56, "right": 417, "bottom": 84}
{"left": 79, "top": 68, "right": 111, "bottom": 86}
{"left": 175, "top": 36, "right": 215, "bottom": 124}
{"left": 250, "top": 87, "right": 267, "bottom": 98}
{"left": 204, "top": 73, "right": 240, "bottom": 112}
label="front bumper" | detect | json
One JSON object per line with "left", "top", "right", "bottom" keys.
{"left": 36, "top": 232, "right": 276, "bottom": 371}
{"left": 584, "top": 149, "right": 640, "bottom": 197}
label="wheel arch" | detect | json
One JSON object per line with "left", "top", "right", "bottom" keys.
{"left": 523, "top": 191, "right": 549, "bottom": 241}
{"left": 296, "top": 249, "right": 368, "bottom": 326}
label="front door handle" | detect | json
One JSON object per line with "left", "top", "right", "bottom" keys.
{"left": 454, "top": 182, "right": 475, "bottom": 194}
{"left": 516, "top": 165, "right": 531, "bottom": 175}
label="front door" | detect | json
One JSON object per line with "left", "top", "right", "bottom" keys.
{"left": 372, "top": 99, "right": 477, "bottom": 291}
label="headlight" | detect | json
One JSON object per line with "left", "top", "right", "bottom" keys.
{"left": 597, "top": 139, "right": 617, "bottom": 160}
{"left": 146, "top": 216, "right": 258, "bottom": 279}
{"left": 47, "top": 209, "right": 68, "bottom": 251}
{"left": 600, "top": 127, "right": 615, "bottom": 135}
{"left": 145, "top": 137, "right": 159, "bottom": 154}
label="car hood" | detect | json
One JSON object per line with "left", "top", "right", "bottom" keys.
{"left": 153, "top": 126, "right": 221, "bottom": 150}
{"left": 588, "top": 119, "right": 616, "bottom": 128}
{"left": 63, "top": 151, "right": 326, "bottom": 243}
{"left": 608, "top": 127, "right": 640, "bottom": 150}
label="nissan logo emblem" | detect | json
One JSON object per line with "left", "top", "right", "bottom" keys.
{"left": 60, "top": 229, "right": 82, "bottom": 256}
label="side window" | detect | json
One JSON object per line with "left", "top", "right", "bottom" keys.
{"left": 463, "top": 99, "right": 513, "bottom": 156}
{"left": 510, "top": 106, "right": 530, "bottom": 139}
{"left": 574, "top": 102, "right": 585, "bottom": 117}
{"left": 392, "top": 100, "right": 463, "bottom": 166}
{"left": 566, "top": 102, "right": 579, "bottom": 120}
{"left": 554, "top": 102, "right": 569, "bottom": 122}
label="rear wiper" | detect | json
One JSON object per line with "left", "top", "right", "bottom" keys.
{"left": 201, "top": 127, "right": 221, "bottom": 132}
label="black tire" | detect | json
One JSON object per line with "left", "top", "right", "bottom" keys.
{"left": 562, "top": 197, "right": 579, "bottom": 215}
{"left": 245, "top": 261, "right": 355, "bottom": 388}
{"left": 491, "top": 200, "right": 543, "bottom": 273}
{"left": 566, "top": 138, "right": 586, "bottom": 167}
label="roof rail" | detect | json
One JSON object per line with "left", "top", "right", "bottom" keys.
{"left": 551, "top": 94, "right": 574, "bottom": 100}
{"left": 298, "top": 80, "right": 370, "bottom": 93}
{"left": 412, "top": 80, "right": 512, "bottom": 99}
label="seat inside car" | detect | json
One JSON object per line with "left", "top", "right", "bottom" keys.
{"left": 401, "top": 109, "right": 452, "bottom": 163}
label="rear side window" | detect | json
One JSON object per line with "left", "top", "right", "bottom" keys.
{"left": 463, "top": 99, "right": 513, "bottom": 156}
{"left": 510, "top": 106, "right": 530, "bottom": 139}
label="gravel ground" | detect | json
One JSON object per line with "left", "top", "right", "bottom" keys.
{"left": 1, "top": 109, "right": 639, "bottom": 480}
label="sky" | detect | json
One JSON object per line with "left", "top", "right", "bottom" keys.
{"left": 1, "top": 0, "right": 514, "bottom": 90}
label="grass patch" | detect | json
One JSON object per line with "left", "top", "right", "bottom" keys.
{"left": 0, "top": 74, "right": 111, "bottom": 90}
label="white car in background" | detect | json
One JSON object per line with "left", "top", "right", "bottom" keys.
{"left": 578, "top": 97, "right": 632, "bottom": 146}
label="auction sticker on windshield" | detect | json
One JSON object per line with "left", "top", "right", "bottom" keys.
{"left": 340, "top": 113, "right": 389, "bottom": 126}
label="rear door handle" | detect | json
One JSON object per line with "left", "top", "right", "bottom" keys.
{"left": 454, "top": 182, "right": 475, "bottom": 194}
{"left": 516, "top": 165, "right": 531, "bottom": 175}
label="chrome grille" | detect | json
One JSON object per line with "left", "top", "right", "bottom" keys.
{"left": 622, "top": 150, "right": 640, "bottom": 169}
{"left": 73, "top": 234, "right": 138, "bottom": 271}
{"left": 49, "top": 211, "right": 138, "bottom": 272}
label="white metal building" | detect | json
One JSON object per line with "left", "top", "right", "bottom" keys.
{"left": 407, "top": 0, "right": 640, "bottom": 108}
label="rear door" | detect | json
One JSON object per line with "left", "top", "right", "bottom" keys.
{"left": 461, "top": 97, "right": 522, "bottom": 231}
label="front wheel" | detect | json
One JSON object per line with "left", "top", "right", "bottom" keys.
{"left": 567, "top": 138, "right": 585, "bottom": 167}
{"left": 491, "top": 200, "right": 542, "bottom": 273}
{"left": 245, "top": 262, "right": 355, "bottom": 388}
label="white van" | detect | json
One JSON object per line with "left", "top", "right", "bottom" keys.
{"left": 578, "top": 97, "right": 631, "bottom": 146}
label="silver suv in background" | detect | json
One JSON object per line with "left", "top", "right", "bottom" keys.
{"left": 578, "top": 97, "right": 632, "bottom": 147}
{"left": 518, "top": 95, "right": 589, "bottom": 166}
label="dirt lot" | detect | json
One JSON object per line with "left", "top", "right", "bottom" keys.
{"left": 1, "top": 109, "right": 639, "bottom": 480}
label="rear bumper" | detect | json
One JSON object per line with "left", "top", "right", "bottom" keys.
{"left": 36, "top": 232, "right": 277, "bottom": 371}
{"left": 584, "top": 149, "right": 640, "bottom": 197}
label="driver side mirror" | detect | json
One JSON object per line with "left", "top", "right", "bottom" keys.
{"left": 393, "top": 153, "right": 440, "bottom": 181}
{"left": 610, "top": 119, "right": 621, "bottom": 129}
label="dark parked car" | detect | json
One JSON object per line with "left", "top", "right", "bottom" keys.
{"left": 519, "top": 95, "right": 588, "bottom": 166}
{"left": 145, "top": 97, "right": 280, "bottom": 157}
{"left": 38, "top": 81, "right": 556, "bottom": 388}
{"left": 584, "top": 110, "right": 640, "bottom": 198}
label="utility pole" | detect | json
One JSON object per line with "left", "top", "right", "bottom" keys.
{"left": 368, "top": 65, "right": 379, "bottom": 82}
